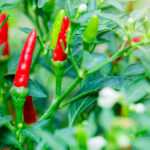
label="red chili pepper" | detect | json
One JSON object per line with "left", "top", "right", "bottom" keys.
{"left": 109, "top": 37, "right": 142, "bottom": 64}
{"left": 13, "top": 30, "right": 36, "bottom": 88}
{"left": 0, "top": 13, "right": 9, "bottom": 56}
{"left": 53, "top": 16, "right": 70, "bottom": 61}
{"left": 23, "top": 96, "right": 37, "bottom": 124}
{"left": 126, "top": 37, "right": 141, "bottom": 46}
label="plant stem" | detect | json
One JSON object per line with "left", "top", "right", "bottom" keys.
{"left": 31, "top": 48, "right": 42, "bottom": 72}
{"left": 59, "top": 91, "right": 96, "bottom": 108}
{"left": 27, "top": 138, "right": 34, "bottom": 150}
{"left": 0, "top": 62, "right": 9, "bottom": 114}
{"left": 39, "top": 40, "right": 150, "bottom": 121}
{"left": 56, "top": 75, "right": 62, "bottom": 99}
{"left": 39, "top": 77, "right": 81, "bottom": 120}
{"left": 35, "top": 7, "right": 43, "bottom": 38}
{"left": 88, "top": 45, "right": 132, "bottom": 75}
{"left": 15, "top": 107, "right": 23, "bottom": 129}
{"left": 68, "top": 47, "right": 80, "bottom": 74}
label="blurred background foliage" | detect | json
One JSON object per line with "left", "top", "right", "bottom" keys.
{"left": 1, "top": 0, "right": 150, "bottom": 149}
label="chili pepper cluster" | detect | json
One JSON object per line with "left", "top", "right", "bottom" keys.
{"left": 1, "top": 6, "right": 140, "bottom": 130}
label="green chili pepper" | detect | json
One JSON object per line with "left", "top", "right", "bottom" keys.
{"left": 74, "top": 126, "right": 87, "bottom": 149}
{"left": 42, "top": 0, "right": 55, "bottom": 14}
{"left": 82, "top": 15, "right": 99, "bottom": 46}
{"left": 50, "top": 9, "right": 66, "bottom": 51}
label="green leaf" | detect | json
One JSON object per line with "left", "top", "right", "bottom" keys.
{"left": 27, "top": 80, "right": 47, "bottom": 98}
{"left": 85, "top": 113, "right": 97, "bottom": 137}
{"left": 67, "top": 96, "right": 97, "bottom": 126}
{"left": 130, "top": 7, "right": 148, "bottom": 22}
{"left": 36, "top": 141, "right": 45, "bottom": 150}
{"left": 132, "top": 136, "right": 150, "bottom": 150}
{"left": 102, "top": 0, "right": 124, "bottom": 11}
{"left": 87, "top": 0, "right": 97, "bottom": 11}
{"left": 123, "top": 63, "right": 145, "bottom": 76}
{"left": 55, "top": 127, "right": 78, "bottom": 148}
{"left": 99, "top": 108, "right": 114, "bottom": 131}
{"left": 79, "top": 76, "right": 132, "bottom": 96}
{"left": 7, "top": 55, "right": 20, "bottom": 75}
{"left": 0, "top": 116, "right": 12, "bottom": 127}
{"left": 22, "top": 128, "right": 40, "bottom": 142}
{"left": 18, "top": 27, "right": 32, "bottom": 34}
{"left": 66, "top": 0, "right": 74, "bottom": 19}
{"left": 138, "top": 47, "right": 150, "bottom": 78}
{"left": 0, "top": 15, "right": 9, "bottom": 28}
{"left": 0, "top": 3, "right": 16, "bottom": 10}
{"left": 22, "top": 120, "right": 50, "bottom": 142}
{"left": 125, "top": 78, "right": 150, "bottom": 103}
{"left": 82, "top": 51, "right": 111, "bottom": 75}
{"left": 99, "top": 13, "right": 124, "bottom": 29}
{"left": 5, "top": 76, "right": 47, "bottom": 98}
{"left": 32, "top": 119, "right": 50, "bottom": 128}
{"left": 0, "top": 131, "right": 22, "bottom": 149}
{"left": 37, "top": 129, "right": 66, "bottom": 150}
{"left": 0, "top": 0, "right": 21, "bottom": 3}
{"left": 38, "top": 0, "right": 49, "bottom": 8}
{"left": 0, "top": 44, "right": 5, "bottom": 56}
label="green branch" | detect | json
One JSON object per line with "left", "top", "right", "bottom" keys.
{"left": 39, "top": 77, "right": 81, "bottom": 120}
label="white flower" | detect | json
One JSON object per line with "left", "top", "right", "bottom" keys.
{"left": 128, "top": 17, "right": 134, "bottom": 24}
{"left": 98, "top": 87, "right": 120, "bottom": 108}
{"left": 135, "top": 103, "right": 145, "bottom": 114}
{"left": 78, "top": 4, "right": 87, "bottom": 13}
{"left": 117, "top": 135, "right": 130, "bottom": 147}
{"left": 87, "top": 136, "right": 107, "bottom": 150}
{"left": 129, "top": 103, "right": 145, "bottom": 114}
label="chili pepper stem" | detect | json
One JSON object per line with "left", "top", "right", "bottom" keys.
{"left": 52, "top": 59, "right": 67, "bottom": 99}
{"left": 27, "top": 138, "right": 34, "bottom": 150}
{"left": 56, "top": 74, "right": 62, "bottom": 99}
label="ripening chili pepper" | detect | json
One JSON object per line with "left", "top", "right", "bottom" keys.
{"left": 126, "top": 37, "right": 141, "bottom": 46}
{"left": 10, "top": 30, "right": 36, "bottom": 129}
{"left": 13, "top": 30, "right": 37, "bottom": 88}
{"left": 51, "top": 9, "right": 66, "bottom": 51}
{"left": 23, "top": 96, "right": 36, "bottom": 124}
{"left": 82, "top": 15, "right": 99, "bottom": 46}
{"left": 109, "top": 37, "right": 142, "bottom": 64}
{"left": 53, "top": 16, "right": 70, "bottom": 61}
{"left": 0, "top": 13, "right": 9, "bottom": 56}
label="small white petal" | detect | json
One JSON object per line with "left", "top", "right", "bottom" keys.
{"left": 135, "top": 103, "right": 145, "bottom": 114}
{"left": 78, "top": 4, "right": 87, "bottom": 13}
{"left": 117, "top": 135, "right": 130, "bottom": 147}
{"left": 128, "top": 17, "right": 134, "bottom": 23}
{"left": 98, "top": 87, "right": 120, "bottom": 108}
{"left": 88, "top": 136, "right": 107, "bottom": 150}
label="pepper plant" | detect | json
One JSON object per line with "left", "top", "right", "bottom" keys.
{"left": 1, "top": 0, "right": 150, "bottom": 150}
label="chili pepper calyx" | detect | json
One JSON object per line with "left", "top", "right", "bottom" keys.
{"left": 10, "top": 86, "right": 28, "bottom": 108}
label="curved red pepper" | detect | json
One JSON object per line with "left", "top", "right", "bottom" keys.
{"left": 23, "top": 96, "right": 37, "bottom": 124}
{"left": 53, "top": 16, "right": 70, "bottom": 61}
{"left": 13, "top": 30, "right": 36, "bottom": 88}
{"left": 0, "top": 13, "right": 9, "bottom": 56}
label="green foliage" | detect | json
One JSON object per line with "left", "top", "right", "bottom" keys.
{"left": 1, "top": 0, "right": 150, "bottom": 149}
